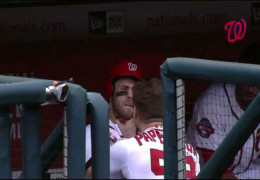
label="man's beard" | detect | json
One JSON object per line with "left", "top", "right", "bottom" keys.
{"left": 112, "top": 101, "right": 133, "bottom": 120}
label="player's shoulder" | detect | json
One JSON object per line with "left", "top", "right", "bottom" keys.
{"left": 196, "top": 83, "right": 226, "bottom": 103}
{"left": 112, "top": 137, "right": 137, "bottom": 150}
{"left": 204, "top": 83, "right": 224, "bottom": 95}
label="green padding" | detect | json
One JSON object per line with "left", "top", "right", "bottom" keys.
{"left": 0, "top": 106, "right": 11, "bottom": 179}
{"left": 0, "top": 81, "right": 47, "bottom": 104}
{"left": 161, "top": 71, "right": 178, "bottom": 179}
{"left": 160, "top": 57, "right": 260, "bottom": 179}
{"left": 87, "top": 92, "right": 109, "bottom": 179}
{"left": 21, "top": 104, "right": 42, "bottom": 179}
{"left": 165, "top": 57, "right": 260, "bottom": 85}
{"left": 66, "top": 84, "right": 87, "bottom": 179}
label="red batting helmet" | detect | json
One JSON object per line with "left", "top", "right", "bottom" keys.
{"left": 105, "top": 60, "right": 142, "bottom": 100}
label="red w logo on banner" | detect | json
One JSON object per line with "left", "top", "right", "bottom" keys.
{"left": 224, "top": 19, "right": 247, "bottom": 43}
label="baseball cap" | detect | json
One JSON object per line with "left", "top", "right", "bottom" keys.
{"left": 105, "top": 60, "right": 142, "bottom": 100}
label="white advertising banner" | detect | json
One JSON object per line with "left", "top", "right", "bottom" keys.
{"left": 0, "top": 1, "right": 257, "bottom": 42}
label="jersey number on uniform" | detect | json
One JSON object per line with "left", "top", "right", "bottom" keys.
{"left": 150, "top": 149, "right": 196, "bottom": 178}
{"left": 150, "top": 149, "right": 164, "bottom": 175}
{"left": 186, "top": 156, "right": 196, "bottom": 179}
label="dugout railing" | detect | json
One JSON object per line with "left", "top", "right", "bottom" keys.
{"left": 160, "top": 57, "right": 260, "bottom": 179}
{"left": 0, "top": 75, "right": 110, "bottom": 179}
{"left": 3, "top": 57, "right": 260, "bottom": 179}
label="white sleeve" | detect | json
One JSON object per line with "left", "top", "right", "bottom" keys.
{"left": 110, "top": 141, "right": 128, "bottom": 179}
{"left": 190, "top": 95, "right": 215, "bottom": 149}
{"left": 186, "top": 100, "right": 202, "bottom": 146}
{"left": 85, "top": 125, "right": 92, "bottom": 163}
{"left": 86, "top": 124, "right": 123, "bottom": 164}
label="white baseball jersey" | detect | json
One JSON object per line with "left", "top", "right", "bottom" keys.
{"left": 85, "top": 120, "right": 122, "bottom": 164}
{"left": 110, "top": 125, "right": 200, "bottom": 179}
{"left": 186, "top": 83, "right": 260, "bottom": 179}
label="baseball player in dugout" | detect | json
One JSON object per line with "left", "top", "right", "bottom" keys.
{"left": 110, "top": 78, "right": 200, "bottom": 179}
{"left": 85, "top": 60, "right": 142, "bottom": 178}
{"left": 186, "top": 43, "right": 260, "bottom": 179}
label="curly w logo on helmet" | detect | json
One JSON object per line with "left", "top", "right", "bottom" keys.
{"left": 128, "top": 63, "right": 138, "bottom": 71}
{"left": 105, "top": 60, "right": 142, "bottom": 100}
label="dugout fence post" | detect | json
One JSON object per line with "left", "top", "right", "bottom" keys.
{"left": 63, "top": 112, "right": 68, "bottom": 179}
{"left": 0, "top": 106, "right": 11, "bottom": 179}
{"left": 21, "top": 104, "right": 42, "bottom": 179}
{"left": 0, "top": 77, "right": 87, "bottom": 179}
{"left": 65, "top": 84, "right": 87, "bottom": 179}
{"left": 0, "top": 81, "right": 48, "bottom": 179}
{"left": 87, "top": 92, "right": 110, "bottom": 179}
{"left": 160, "top": 66, "right": 178, "bottom": 179}
{"left": 41, "top": 118, "right": 64, "bottom": 176}
{"left": 160, "top": 57, "right": 260, "bottom": 179}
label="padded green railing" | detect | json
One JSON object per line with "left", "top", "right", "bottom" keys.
{"left": 0, "top": 76, "right": 87, "bottom": 179}
{"left": 160, "top": 57, "right": 260, "bottom": 179}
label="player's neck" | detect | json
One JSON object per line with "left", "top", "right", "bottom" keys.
{"left": 109, "top": 115, "right": 117, "bottom": 124}
{"left": 139, "top": 120, "right": 163, "bottom": 133}
{"left": 115, "top": 118, "right": 136, "bottom": 138}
